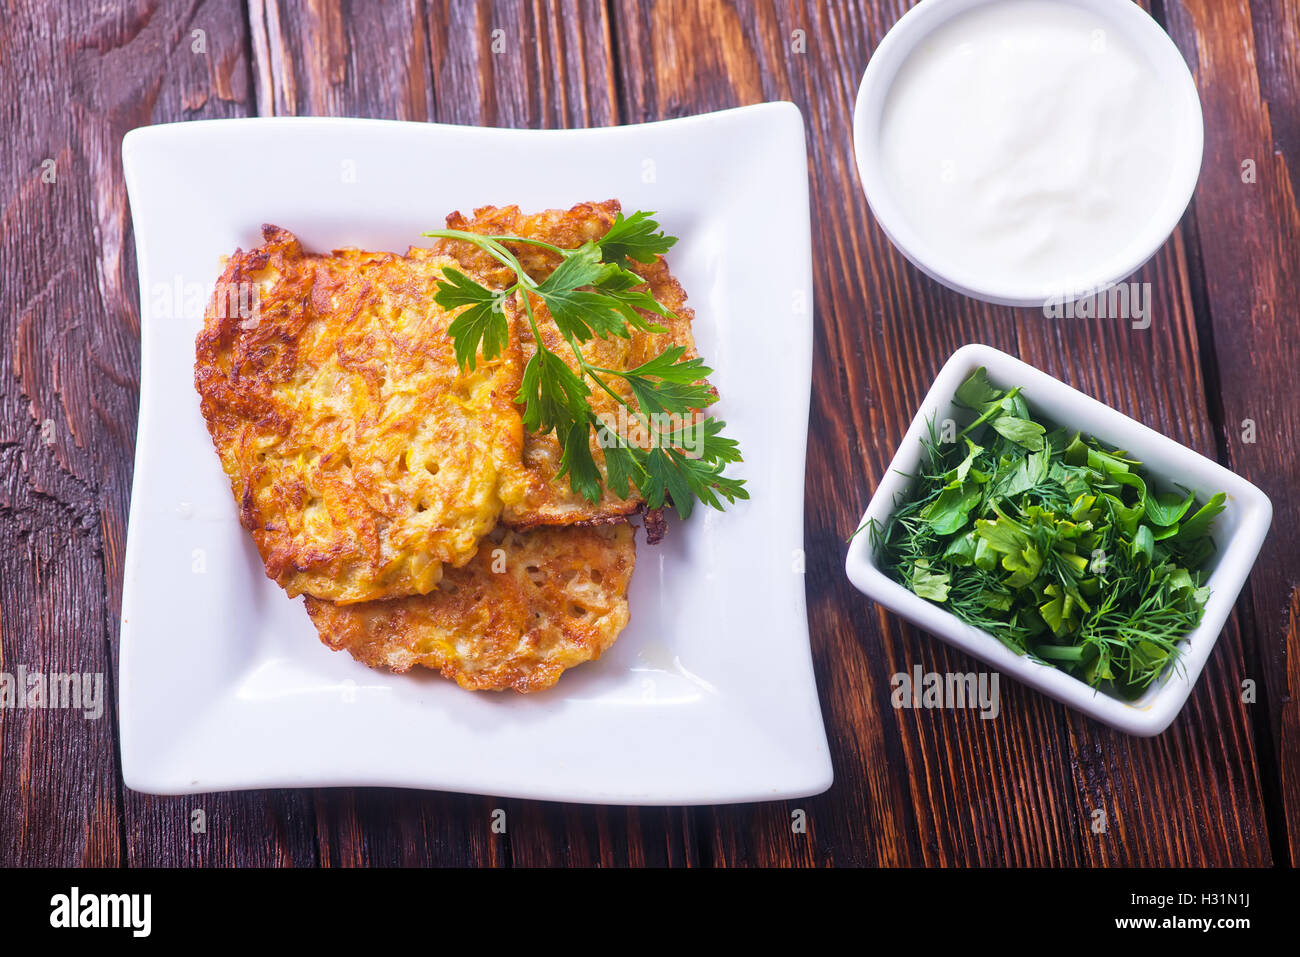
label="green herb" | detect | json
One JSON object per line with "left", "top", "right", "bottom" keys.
{"left": 868, "top": 367, "right": 1224, "bottom": 698}
{"left": 424, "top": 212, "right": 747, "bottom": 519}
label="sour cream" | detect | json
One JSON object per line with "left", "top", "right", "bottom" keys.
{"left": 874, "top": 0, "right": 1192, "bottom": 297}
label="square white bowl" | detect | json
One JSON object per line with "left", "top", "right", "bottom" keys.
{"left": 119, "top": 103, "right": 832, "bottom": 802}
{"left": 845, "top": 343, "right": 1271, "bottom": 736}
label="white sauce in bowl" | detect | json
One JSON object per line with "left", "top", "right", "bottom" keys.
{"left": 878, "top": 0, "right": 1188, "bottom": 294}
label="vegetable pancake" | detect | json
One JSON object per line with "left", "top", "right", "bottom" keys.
{"left": 195, "top": 225, "right": 526, "bottom": 603}
{"left": 304, "top": 523, "right": 636, "bottom": 692}
{"left": 197, "top": 204, "right": 722, "bottom": 692}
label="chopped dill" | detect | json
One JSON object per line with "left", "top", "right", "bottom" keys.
{"left": 870, "top": 367, "right": 1224, "bottom": 698}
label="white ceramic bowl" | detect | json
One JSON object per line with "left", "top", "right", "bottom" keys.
{"left": 852, "top": 0, "right": 1205, "bottom": 307}
{"left": 845, "top": 344, "right": 1271, "bottom": 736}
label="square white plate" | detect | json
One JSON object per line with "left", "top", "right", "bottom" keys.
{"left": 845, "top": 344, "right": 1272, "bottom": 736}
{"left": 119, "top": 104, "right": 832, "bottom": 803}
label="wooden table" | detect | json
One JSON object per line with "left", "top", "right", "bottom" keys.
{"left": 1, "top": 0, "right": 1295, "bottom": 868}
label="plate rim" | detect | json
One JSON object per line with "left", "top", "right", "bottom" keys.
{"left": 118, "top": 102, "right": 833, "bottom": 804}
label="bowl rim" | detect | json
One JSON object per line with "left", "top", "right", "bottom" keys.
{"left": 852, "top": 0, "right": 1206, "bottom": 308}
{"left": 844, "top": 343, "right": 1272, "bottom": 735}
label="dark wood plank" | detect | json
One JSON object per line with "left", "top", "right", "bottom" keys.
{"left": 1162, "top": 0, "right": 1300, "bottom": 865}
{"left": 0, "top": 0, "right": 319, "bottom": 866}
{"left": 1283, "top": 587, "right": 1300, "bottom": 865}
{"left": 248, "top": 0, "right": 698, "bottom": 867}
{"left": 506, "top": 801, "right": 698, "bottom": 867}
{"left": 427, "top": 0, "right": 618, "bottom": 128}
{"left": 88, "top": 0, "right": 322, "bottom": 867}
{"left": 611, "top": 0, "right": 1272, "bottom": 865}
{"left": 4, "top": 0, "right": 1291, "bottom": 869}
{"left": 125, "top": 788, "right": 317, "bottom": 866}
{"left": 245, "top": 0, "right": 499, "bottom": 866}
{"left": 248, "top": 0, "right": 435, "bottom": 118}
{"left": 312, "top": 789, "right": 509, "bottom": 867}
{"left": 426, "top": 0, "right": 699, "bottom": 868}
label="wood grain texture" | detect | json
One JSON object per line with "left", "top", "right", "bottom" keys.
{"left": 0, "top": 0, "right": 1294, "bottom": 867}
{"left": 249, "top": 0, "right": 435, "bottom": 118}
{"left": 611, "top": 0, "right": 1272, "bottom": 865}
{"left": 0, "top": 0, "right": 287, "bottom": 867}
{"left": 427, "top": 0, "right": 618, "bottom": 128}
{"left": 1162, "top": 0, "right": 1300, "bottom": 866}
{"left": 246, "top": 0, "right": 701, "bottom": 867}
{"left": 1282, "top": 586, "right": 1300, "bottom": 866}
{"left": 68, "top": 0, "right": 323, "bottom": 868}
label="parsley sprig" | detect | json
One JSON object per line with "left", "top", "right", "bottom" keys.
{"left": 424, "top": 211, "right": 747, "bottom": 519}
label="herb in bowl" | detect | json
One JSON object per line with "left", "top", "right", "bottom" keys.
{"left": 868, "top": 367, "right": 1226, "bottom": 698}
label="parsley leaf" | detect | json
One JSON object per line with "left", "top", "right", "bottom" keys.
{"left": 874, "top": 366, "right": 1227, "bottom": 697}
{"left": 911, "top": 559, "right": 951, "bottom": 602}
{"left": 597, "top": 210, "right": 678, "bottom": 267}
{"left": 557, "top": 417, "right": 603, "bottom": 504}
{"left": 425, "top": 212, "right": 746, "bottom": 518}
{"left": 519, "top": 347, "right": 589, "bottom": 436}
{"left": 433, "top": 268, "right": 509, "bottom": 370}
{"left": 617, "top": 347, "right": 715, "bottom": 415}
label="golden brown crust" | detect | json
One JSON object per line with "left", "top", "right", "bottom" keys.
{"left": 195, "top": 225, "right": 525, "bottom": 603}
{"left": 304, "top": 523, "right": 636, "bottom": 692}
{"left": 197, "top": 203, "right": 696, "bottom": 690}
{"left": 422, "top": 201, "right": 622, "bottom": 287}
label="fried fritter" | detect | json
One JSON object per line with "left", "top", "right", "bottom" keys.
{"left": 195, "top": 226, "right": 525, "bottom": 603}
{"left": 304, "top": 523, "right": 635, "bottom": 692}
{"left": 198, "top": 204, "right": 691, "bottom": 690}
{"left": 427, "top": 202, "right": 706, "bottom": 528}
